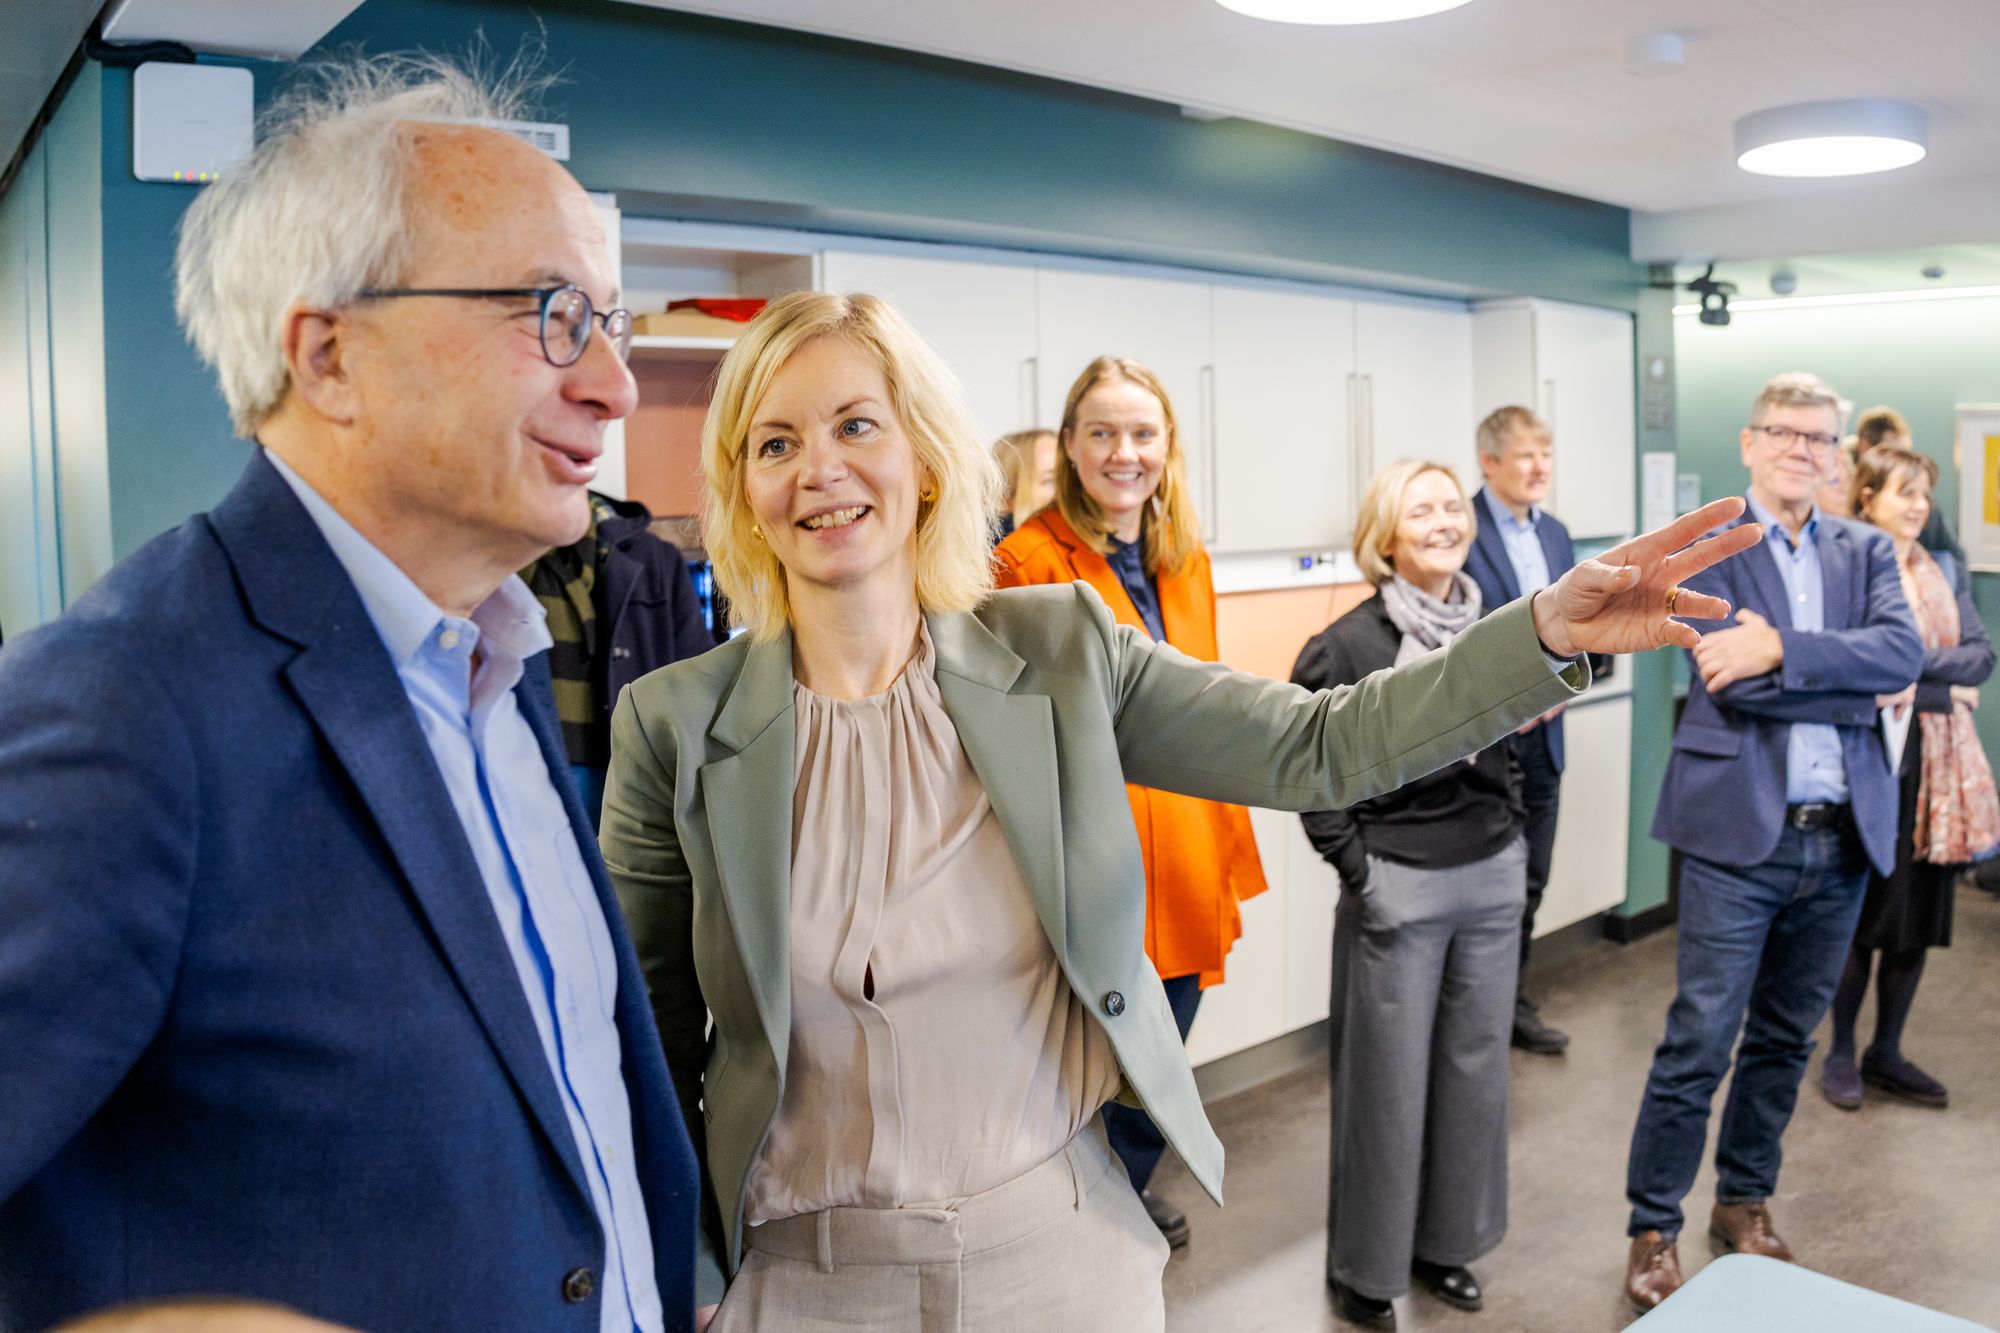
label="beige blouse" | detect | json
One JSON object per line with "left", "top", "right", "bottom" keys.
{"left": 742, "top": 626, "right": 1122, "bottom": 1223}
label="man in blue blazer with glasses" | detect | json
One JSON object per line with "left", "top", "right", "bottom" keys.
{"left": 0, "top": 59, "right": 698, "bottom": 1332}
{"left": 1465, "top": 405, "right": 1584, "bottom": 1057}
{"left": 1620, "top": 373, "right": 1920, "bottom": 1313}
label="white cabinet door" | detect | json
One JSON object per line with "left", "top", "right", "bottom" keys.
{"left": 1354, "top": 301, "right": 1478, "bottom": 498}
{"left": 1034, "top": 269, "right": 1214, "bottom": 538}
{"left": 1186, "top": 807, "right": 1294, "bottom": 1066}
{"left": 1208, "top": 285, "right": 1355, "bottom": 554}
{"left": 1475, "top": 300, "right": 1636, "bottom": 541}
{"left": 1535, "top": 302, "right": 1636, "bottom": 539}
{"left": 1536, "top": 695, "right": 1633, "bottom": 936}
{"left": 821, "top": 250, "right": 1040, "bottom": 445}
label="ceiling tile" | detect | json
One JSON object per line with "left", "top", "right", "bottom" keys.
{"left": 623, "top": 0, "right": 2000, "bottom": 218}
{"left": 1524, "top": 18, "right": 1919, "bottom": 133}
{"left": 1796, "top": 0, "right": 2000, "bottom": 119}
{"left": 1104, "top": 22, "right": 1473, "bottom": 121}
{"left": 839, "top": 0, "right": 1254, "bottom": 79}
{"left": 1394, "top": 0, "right": 1766, "bottom": 66}
{"left": 625, "top": 0, "right": 908, "bottom": 30}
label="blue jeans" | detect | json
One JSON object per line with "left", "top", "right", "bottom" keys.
{"left": 1104, "top": 972, "right": 1203, "bottom": 1192}
{"left": 1625, "top": 824, "right": 1868, "bottom": 1237}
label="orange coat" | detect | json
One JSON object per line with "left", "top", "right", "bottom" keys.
{"left": 993, "top": 510, "right": 1269, "bottom": 986}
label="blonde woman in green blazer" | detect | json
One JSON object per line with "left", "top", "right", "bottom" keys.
{"left": 599, "top": 291, "right": 1758, "bottom": 1333}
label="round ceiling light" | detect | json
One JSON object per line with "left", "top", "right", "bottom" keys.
{"left": 1213, "top": 0, "right": 1476, "bottom": 23}
{"left": 1734, "top": 99, "right": 1928, "bottom": 177}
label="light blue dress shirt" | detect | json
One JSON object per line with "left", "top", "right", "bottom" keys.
{"left": 1745, "top": 495, "right": 1849, "bottom": 806}
{"left": 269, "top": 453, "right": 662, "bottom": 1333}
{"left": 1494, "top": 502, "right": 1553, "bottom": 596}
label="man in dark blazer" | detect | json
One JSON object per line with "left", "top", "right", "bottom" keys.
{"left": 1621, "top": 373, "right": 1921, "bottom": 1313}
{"left": 1465, "top": 405, "right": 1579, "bottom": 1056}
{"left": 0, "top": 61, "right": 698, "bottom": 1332}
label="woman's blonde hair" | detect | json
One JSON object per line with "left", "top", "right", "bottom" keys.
{"left": 1352, "top": 458, "right": 1474, "bottom": 587}
{"left": 701, "top": 291, "right": 1003, "bottom": 641}
{"left": 1053, "top": 356, "right": 1201, "bottom": 576}
{"left": 993, "top": 428, "right": 1055, "bottom": 522}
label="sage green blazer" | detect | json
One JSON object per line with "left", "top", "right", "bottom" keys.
{"left": 600, "top": 582, "right": 1586, "bottom": 1304}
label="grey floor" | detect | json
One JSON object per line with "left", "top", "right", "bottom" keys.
{"left": 1156, "top": 882, "right": 2000, "bottom": 1332}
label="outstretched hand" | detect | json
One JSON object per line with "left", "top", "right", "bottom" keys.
{"left": 1530, "top": 498, "right": 1762, "bottom": 658}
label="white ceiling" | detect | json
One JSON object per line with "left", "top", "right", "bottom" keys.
{"left": 626, "top": 0, "right": 2000, "bottom": 251}
{"left": 99, "top": 0, "right": 366, "bottom": 60}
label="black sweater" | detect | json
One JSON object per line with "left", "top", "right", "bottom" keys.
{"left": 1289, "top": 595, "right": 1524, "bottom": 891}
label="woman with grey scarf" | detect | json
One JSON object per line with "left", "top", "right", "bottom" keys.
{"left": 1289, "top": 459, "right": 1527, "bottom": 1331}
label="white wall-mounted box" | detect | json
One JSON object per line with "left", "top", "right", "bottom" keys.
{"left": 132, "top": 62, "right": 252, "bottom": 184}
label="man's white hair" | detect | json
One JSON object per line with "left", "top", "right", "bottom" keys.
{"left": 174, "top": 50, "right": 549, "bottom": 437}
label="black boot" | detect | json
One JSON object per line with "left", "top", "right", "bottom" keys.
{"left": 1412, "top": 1258, "right": 1484, "bottom": 1311}
{"left": 1511, "top": 996, "right": 1569, "bottom": 1055}
{"left": 1140, "top": 1189, "right": 1190, "bottom": 1248}
{"left": 1329, "top": 1277, "right": 1396, "bottom": 1329}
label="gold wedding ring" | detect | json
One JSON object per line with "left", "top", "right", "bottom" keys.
{"left": 1666, "top": 585, "right": 1685, "bottom": 618}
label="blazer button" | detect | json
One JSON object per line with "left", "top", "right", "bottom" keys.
{"left": 1103, "top": 991, "right": 1126, "bottom": 1017}
{"left": 562, "top": 1267, "right": 596, "bottom": 1303}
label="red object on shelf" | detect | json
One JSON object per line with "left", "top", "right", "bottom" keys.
{"left": 665, "top": 298, "right": 767, "bottom": 323}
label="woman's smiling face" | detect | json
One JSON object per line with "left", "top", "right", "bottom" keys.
{"left": 741, "top": 335, "right": 927, "bottom": 606}
{"left": 1064, "top": 377, "right": 1169, "bottom": 543}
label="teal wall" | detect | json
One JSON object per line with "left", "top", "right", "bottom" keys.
{"left": 1675, "top": 296, "right": 2000, "bottom": 771}
{"left": 1617, "top": 284, "right": 1682, "bottom": 918}
{"left": 83, "top": 0, "right": 1640, "bottom": 561}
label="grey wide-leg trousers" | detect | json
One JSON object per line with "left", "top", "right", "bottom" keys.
{"left": 1326, "top": 838, "right": 1526, "bottom": 1300}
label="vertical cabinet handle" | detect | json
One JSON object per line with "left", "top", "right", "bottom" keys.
{"left": 1020, "top": 356, "right": 1039, "bottom": 430}
{"left": 1200, "top": 364, "right": 1218, "bottom": 547}
{"left": 1361, "top": 373, "right": 1376, "bottom": 486}
{"left": 1346, "top": 372, "right": 1362, "bottom": 538}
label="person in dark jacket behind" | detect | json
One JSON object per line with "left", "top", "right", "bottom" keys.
{"left": 524, "top": 490, "right": 718, "bottom": 827}
{"left": 1293, "top": 458, "right": 1526, "bottom": 1331}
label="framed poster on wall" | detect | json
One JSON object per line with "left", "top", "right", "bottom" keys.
{"left": 1956, "top": 404, "right": 2000, "bottom": 571}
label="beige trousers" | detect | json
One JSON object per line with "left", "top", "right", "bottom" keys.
{"left": 711, "top": 1118, "right": 1170, "bottom": 1333}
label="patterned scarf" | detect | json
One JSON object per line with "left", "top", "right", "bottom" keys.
{"left": 1377, "top": 571, "right": 1482, "bottom": 666}
{"left": 1903, "top": 546, "right": 2000, "bottom": 864}
{"left": 522, "top": 494, "right": 616, "bottom": 766}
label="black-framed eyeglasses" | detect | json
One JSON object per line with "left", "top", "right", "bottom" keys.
{"left": 353, "top": 283, "right": 633, "bottom": 367}
{"left": 1751, "top": 423, "right": 1840, "bottom": 457}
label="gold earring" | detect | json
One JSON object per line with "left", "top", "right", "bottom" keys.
{"left": 751, "top": 525, "right": 765, "bottom": 542}
{"left": 920, "top": 485, "right": 937, "bottom": 502}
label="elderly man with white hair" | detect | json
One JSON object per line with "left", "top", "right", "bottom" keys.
{"left": 0, "top": 54, "right": 700, "bottom": 1332}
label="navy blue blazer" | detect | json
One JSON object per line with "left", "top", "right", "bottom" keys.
{"left": 1650, "top": 506, "right": 1922, "bottom": 878}
{"left": 0, "top": 455, "right": 699, "bottom": 1331}
{"left": 1466, "top": 487, "right": 1578, "bottom": 772}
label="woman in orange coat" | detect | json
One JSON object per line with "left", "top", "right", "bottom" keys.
{"left": 994, "top": 355, "right": 1267, "bottom": 1250}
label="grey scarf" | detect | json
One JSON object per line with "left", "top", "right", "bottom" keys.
{"left": 1378, "top": 572, "right": 1482, "bottom": 666}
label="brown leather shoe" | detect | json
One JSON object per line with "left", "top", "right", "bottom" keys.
{"left": 1625, "top": 1231, "right": 1682, "bottom": 1313}
{"left": 1709, "top": 1200, "right": 1794, "bottom": 1261}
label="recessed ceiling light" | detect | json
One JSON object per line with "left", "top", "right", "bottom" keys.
{"left": 1734, "top": 99, "right": 1928, "bottom": 177}
{"left": 1214, "top": 0, "right": 1476, "bottom": 23}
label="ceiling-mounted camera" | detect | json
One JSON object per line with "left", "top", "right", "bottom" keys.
{"left": 1686, "top": 264, "right": 1736, "bottom": 326}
